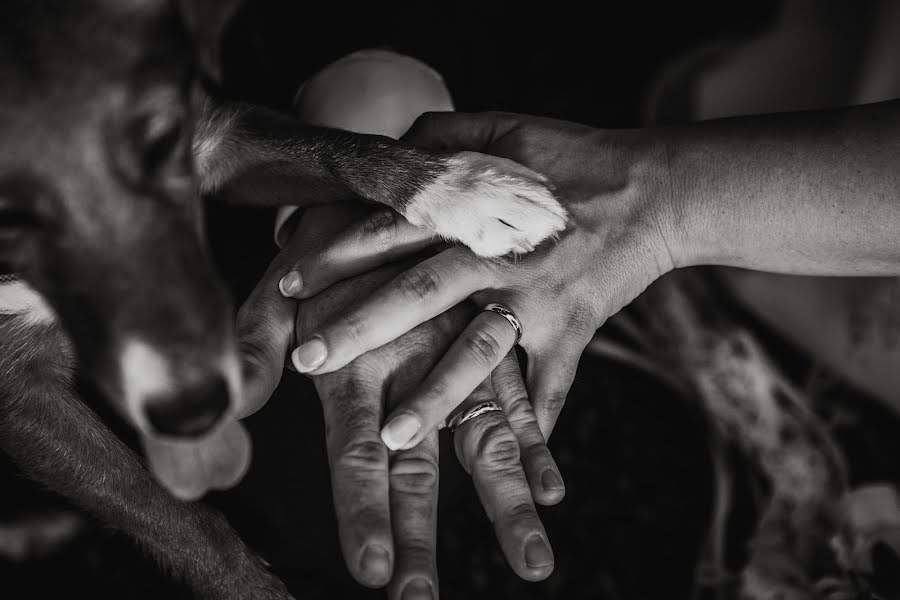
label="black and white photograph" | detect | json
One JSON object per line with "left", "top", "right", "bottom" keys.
{"left": 1, "top": 1, "right": 900, "bottom": 598}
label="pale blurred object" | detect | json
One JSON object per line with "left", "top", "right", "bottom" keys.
{"left": 644, "top": 0, "right": 900, "bottom": 413}
{"left": 275, "top": 49, "right": 454, "bottom": 246}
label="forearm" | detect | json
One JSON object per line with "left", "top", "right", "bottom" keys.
{"left": 667, "top": 99, "right": 900, "bottom": 275}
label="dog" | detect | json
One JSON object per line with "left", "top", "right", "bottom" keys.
{"left": 0, "top": 0, "right": 566, "bottom": 596}
{"left": 0, "top": 0, "right": 565, "bottom": 443}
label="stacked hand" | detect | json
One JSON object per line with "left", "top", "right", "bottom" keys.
{"left": 229, "top": 111, "right": 682, "bottom": 596}
{"left": 236, "top": 202, "right": 567, "bottom": 597}
{"left": 276, "top": 112, "right": 677, "bottom": 446}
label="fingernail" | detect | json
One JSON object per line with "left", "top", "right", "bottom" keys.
{"left": 360, "top": 544, "right": 392, "bottom": 583}
{"left": 291, "top": 337, "right": 327, "bottom": 372}
{"left": 524, "top": 534, "right": 553, "bottom": 569}
{"left": 402, "top": 578, "right": 433, "bottom": 600}
{"left": 380, "top": 413, "right": 421, "bottom": 451}
{"left": 541, "top": 469, "right": 564, "bottom": 492}
{"left": 279, "top": 271, "right": 303, "bottom": 296}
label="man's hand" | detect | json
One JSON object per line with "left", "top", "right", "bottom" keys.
{"left": 235, "top": 205, "right": 563, "bottom": 597}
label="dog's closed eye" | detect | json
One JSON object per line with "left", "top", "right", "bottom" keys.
{"left": 0, "top": 195, "right": 45, "bottom": 273}
{"left": 115, "top": 89, "right": 191, "bottom": 188}
{"left": 0, "top": 176, "right": 53, "bottom": 240}
{"left": 135, "top": 111, "right": 186, "bottom": 175}
{"left": 0, "top": 202, "right": 41, "bottom": 232}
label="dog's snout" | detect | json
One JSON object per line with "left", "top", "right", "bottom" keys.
{"left": 144, "top": 376, "right": 230, "bottom": 438}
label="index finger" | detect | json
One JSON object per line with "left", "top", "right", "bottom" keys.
{"left": 291, "top": 248, "right": 494, "bottom": 375}
{"left": 234, "top": 254, "right": 298, "bottom": 419}
{"left": 379, "top": 308, "right": 518, "bottom": 451}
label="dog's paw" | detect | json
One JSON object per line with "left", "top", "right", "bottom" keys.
{"left": 403, "top": 152, "right": 567, "bottom": 257}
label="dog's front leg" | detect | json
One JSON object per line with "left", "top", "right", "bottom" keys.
{"left": 193, "top": 98, "right": 567, "bottom": 257}
{"left": 0, "top": 314, "right": 291, "bottom": 600}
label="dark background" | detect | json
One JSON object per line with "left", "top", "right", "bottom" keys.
{"left": 9, "top": 2, "right": 900, "bottom": 599}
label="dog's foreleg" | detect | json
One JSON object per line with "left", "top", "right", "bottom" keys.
{"left": 193, "top": 99, "right": 567, "bottom": 257}
{"left": 0, "top": 314, "right": 291, "bottom": 600}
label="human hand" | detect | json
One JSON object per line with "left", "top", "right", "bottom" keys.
{"left": 276, "top": 111, "right": 678, "bottom": 446}
{"left": 235, "top": 204, "right": 565, "bottom": 597}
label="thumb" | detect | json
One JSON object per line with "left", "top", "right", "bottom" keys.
{"left": 234, "top": 274, "right": 297, "bottom": 419}
{"left": 401, "top": 111, "right": 520, "bottom": 151}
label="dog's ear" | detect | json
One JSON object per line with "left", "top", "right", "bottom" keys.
{"left": 174, "top": 0, "right": 243, "bottom": 83}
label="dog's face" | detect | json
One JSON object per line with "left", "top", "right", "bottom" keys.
{"left": 0, "top": 0, "right": 242, "bottom": 438}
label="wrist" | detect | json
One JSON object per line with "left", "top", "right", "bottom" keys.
{"left": 619, "top": 128, "right": 682, "bottom": 276}
{"left": 655, "top": 125, "right": 701, "bottom": 271}
{"left": 656, "top": 123, "right": 715, "bottom": 270}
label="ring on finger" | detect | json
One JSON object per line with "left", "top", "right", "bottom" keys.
{"left": 483, "top": 303, "right": 522, "bottom": 345}
{"left": 447, "top": 400, "right": 504, "bottom": 433}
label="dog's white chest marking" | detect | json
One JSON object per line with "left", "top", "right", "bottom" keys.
{"left": 0, "top": 280, "right": 56, "bottom": 324}
{"left": 404, "top": 152, "right": 568, "bottom": 257}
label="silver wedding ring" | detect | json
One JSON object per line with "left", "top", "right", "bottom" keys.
{"left": 483, "top": 303, "right": 522, "bottom": 345}
{"left": 447, "top": 401, "right": 503, "bottom": 433}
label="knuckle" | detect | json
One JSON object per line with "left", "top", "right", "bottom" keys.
{"left": 334, "top": 439, "right": 387, "bottom": 475}
{"left": 519, "top": 439, "right": 552, "bottom": 467}
{"left": 397, "top": 539, "right": 434, "bottom": 561}
{"left": 505, "top": 501, "right": 539, "bottom": 523}
{"left": 395, "top": 265, "right": 441, "bottom": 303}
{"left": 503, "top": 395, "right": 535, "bottom": 427}
{"left": 538, "top": 393, "right": 567, "bottom": 415}
{"left": 471, "top": 419, "right": 520, "bottom": 466}
{"left": 338, "top": 359, "right": 384, "bottom": 389}
{"left": 563, "top": 302, "right": 597, "bottom": 333}
{"left": 337, "top": 310, "right": 369, "bottom": 346}
{"left": 237, "top": 336, "right": 270, "bottom": 370}
{"left": 238, "top": 303, "right": 292, "bottom": 345}
{"left": 390, "top": 456, "right": 439, "bottom": 495}
{"left": 463, "top": 329, "right": 503, "bottom": 367}
{"left": 342, "top": 504, "right": 387, "bottom": 535}
{"left": 323, "top": 371, "right": 371, "bottom": 409}
{"left": 446, "top": 246, "right": 478, "bottom": 269}
{"left": 329, "top": 394, "right": 379, "bottom": 436}
{"left": 360, "top": 209, "right": 402, "bottom": 252}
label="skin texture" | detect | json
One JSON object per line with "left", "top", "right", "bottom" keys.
{"left": 236, "top": 204, "right": 565, "bottom": 598}
{"left": 281, "top": 112, "right": 675, "bottom": 444}
{"left": 280, "top": 103, "right": 900, "bottom": 451}
{"left": 666, "top": 99, "right": 900, "bottom": 275}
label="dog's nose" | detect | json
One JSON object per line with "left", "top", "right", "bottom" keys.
{"left": 144, "top": 376, "right": 230, "bottom": 438}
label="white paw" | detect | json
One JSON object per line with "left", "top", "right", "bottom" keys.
{"left": 403, "top": 152, "right": 567, "bottom": 257}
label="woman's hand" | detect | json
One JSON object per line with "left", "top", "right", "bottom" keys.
{"left": 277, "top": 111, "right": 680, "bottom": 446}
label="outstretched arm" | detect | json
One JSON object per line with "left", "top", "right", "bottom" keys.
{"left": 668, "top": 98, "right": 900, "bottom": 275}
